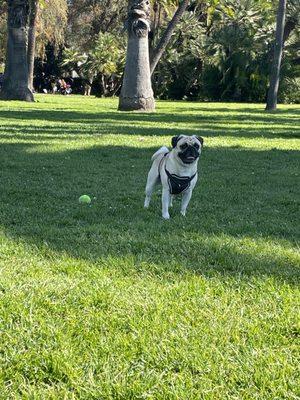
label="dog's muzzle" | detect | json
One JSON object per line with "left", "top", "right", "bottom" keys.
{"left": 178, "top": 146, "right": 200, "bottom": 164}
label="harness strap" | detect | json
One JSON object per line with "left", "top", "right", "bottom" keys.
{"left": 158, "top": 152, "right": 197, "bottom": 195}
{"left": 165, "top": 168, "right": 197, "bottom": 195}
{"left": 158, "top": 152, "right": 169, "bottom": 178}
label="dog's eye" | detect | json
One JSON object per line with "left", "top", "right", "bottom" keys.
{"left": 180, "top": 143, "right": 188, "bottom": 150}
{"left": 194, "top": 143, "right": 200, "bottom": 149}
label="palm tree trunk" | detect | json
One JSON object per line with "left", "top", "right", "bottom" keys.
{"left": 118, "top": 0, "right": 155, "bottom": 112}
{"left": 266, "top": 0, "right": 287, "bottom": 111}
{"left": 150, "top": 0, "right": 189, "bottom": 76}
{"left": 28, "top": 0, "right": 38, "bottom": 91}
{"left": 0, "top": 0, "right": 34, "bottom": 101}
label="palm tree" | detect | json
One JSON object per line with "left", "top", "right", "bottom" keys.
{"left": 118, "top": 0, "right": 155, "bottom": 112}
{"left": 266, "top": 0, "right": 287, "bottom": 111}
{"left": 150, "top": 0, "right": 190, "bottom": 75}
{"left": 0, "top": 0, "right": 34, "bottom": 101}
{"left": 27, "top": 0, "right": 38, "bottom": 91}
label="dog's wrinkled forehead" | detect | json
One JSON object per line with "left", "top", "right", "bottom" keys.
{"left": 172, "top": 135, "right": 203, "bottom": 148}
{"left": 176, "top": 135, "right": 202, "bottom": 147}
{"left": 178, "top": 135, "right": 199, "bottom": 146}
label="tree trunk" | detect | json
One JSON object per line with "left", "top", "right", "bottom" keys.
{"left": 265, "top": 0, "right": 287, "bottom": 111}
{"left": 118, "top": 0, "right": 155, "bottom": 112}
{"left": 150, "top": 0, "right": 189, "bottom": 76}
{"left": 27, "top": 0, "right": 38, "bottom": 91}
{"left": 100, "top": 74, "right": 108, "bottom": 97}
{"left": 0, "top": 0, "right": 34, "bottom": 101}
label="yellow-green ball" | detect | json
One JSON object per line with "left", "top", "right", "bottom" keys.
{"left": 79, "top": 195, "right": 91, "bottom": 204}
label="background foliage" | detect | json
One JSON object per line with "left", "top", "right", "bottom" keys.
{"left": 0, "top": 0, "right": 299, "bottom": 101}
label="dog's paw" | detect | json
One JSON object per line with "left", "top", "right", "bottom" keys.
{"left": 144, "top": 198, "right": 150, "bottom": 208}
{"left": 162, "top": 213, "right": 170, "bottom": 220}
{"left": 180, "top": 210, "right": 186, "bottom": 217}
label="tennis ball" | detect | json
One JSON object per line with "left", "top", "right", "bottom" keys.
{"left": 79, "top": 195, "right": 91, "bottom": 204}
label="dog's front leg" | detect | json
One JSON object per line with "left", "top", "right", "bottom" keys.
{"left": 181, "top": 189, "right": 193, "bottom": 216}
{"left": 162, "top": 188, "right": 171, "bottom": 219}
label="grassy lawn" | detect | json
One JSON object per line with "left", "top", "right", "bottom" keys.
{"left": 0, "top": 95, "right": 299, "bottom": 399}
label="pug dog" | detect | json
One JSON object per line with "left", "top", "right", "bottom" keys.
{"left": 144, "top": 135, "right": 204, "bottom": 219}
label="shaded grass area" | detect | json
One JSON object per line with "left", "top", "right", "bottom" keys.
{"left": 0, "top": 96, "right": 299, "bottom": 399}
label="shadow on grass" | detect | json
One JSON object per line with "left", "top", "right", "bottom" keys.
{"left": 173, "top": 105, "right": 300, "bottom": 115}
{"left": 0, "top": 108, "right": 299, "bottom": 139}
{"left": 0, "top": 142, "right": 299, "bottom": 284}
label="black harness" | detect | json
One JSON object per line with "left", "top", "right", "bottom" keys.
{"left": 159, "top": 153, "right": 197, "bottom": 195}
{"left": 165, "top": 168, "right": 197, "bottom": 195}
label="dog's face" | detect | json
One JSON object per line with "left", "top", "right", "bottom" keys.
{"left": 171, "top": 135, "right": 204, "bottom": 165}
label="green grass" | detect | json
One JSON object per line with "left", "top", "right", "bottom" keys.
{"left": 0, "top": 95, "right": 299, "bottom": 399}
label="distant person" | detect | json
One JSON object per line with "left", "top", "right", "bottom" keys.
{"left": 84, "top": 82, "right": 92, "bottom": 96}
{"left": 65, "top": 83, "right": 72, "bottom": 95}
{"left": 83, "top": 77, "right": 93, "bottom": 96}
{"left": 51, "top": 81, "right": 58, "bottom": 94}
{"left": 61, "top": 79, "right": 67, "bottom": 89}
{"left": 56, "top": 79, "right": 63, "bottom": 94}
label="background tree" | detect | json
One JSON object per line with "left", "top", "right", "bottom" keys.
{"left": 35, "top": 0, "right": 67, "bottom": 55}
{"left": 0, "top": 0, "right": 34, "bottom": 101}
{"left": 27, "top": 0, "right": 38, "bottom": 90}
{"left": 33, "top": 0, "right": 67, "bottom": 88}
{"left": 0, "top": 1, "right": 6, "bottom": 69}
{"left": 0, "top": 0, "right": 67, "bottom": 94}
{"left": 266, "top": 0, "right": 287, "bottom": 110}
{"left": 67, "top": 0, "right": 127, "bottom": 51}
{"left": 1, "top": 0, "right": 298, "bottom": 103}
{"left": 152, "top": 0, "right": 298, "bottom": 103}
{"left": 60, "top": 0, "right": 126, "bottom": 94}
{"left": 281, "top": 0, "right": 300, "bottom": 101}
{"left": 119, "top": 0, "right": 155, "bottom": 111}
{"left": 61, "top": 33, "right": 125, "bottom": 96}
{"left": 150, "top": 0, "right": 189, "bottom": 75}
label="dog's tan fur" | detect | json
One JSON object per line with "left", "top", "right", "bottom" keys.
{"left": 144, "top": 135, "right": 203, "bottom": 219}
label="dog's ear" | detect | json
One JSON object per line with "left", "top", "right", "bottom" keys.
{"left": 172, "top": 136, "right": 181, "bottom": 148}
{"left": 197, "top": 136, "right": 204, "bottom": 146}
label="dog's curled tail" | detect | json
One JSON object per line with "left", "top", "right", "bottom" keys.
{"left": 151, "top": 146, "right": 169, "bottom": 162}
